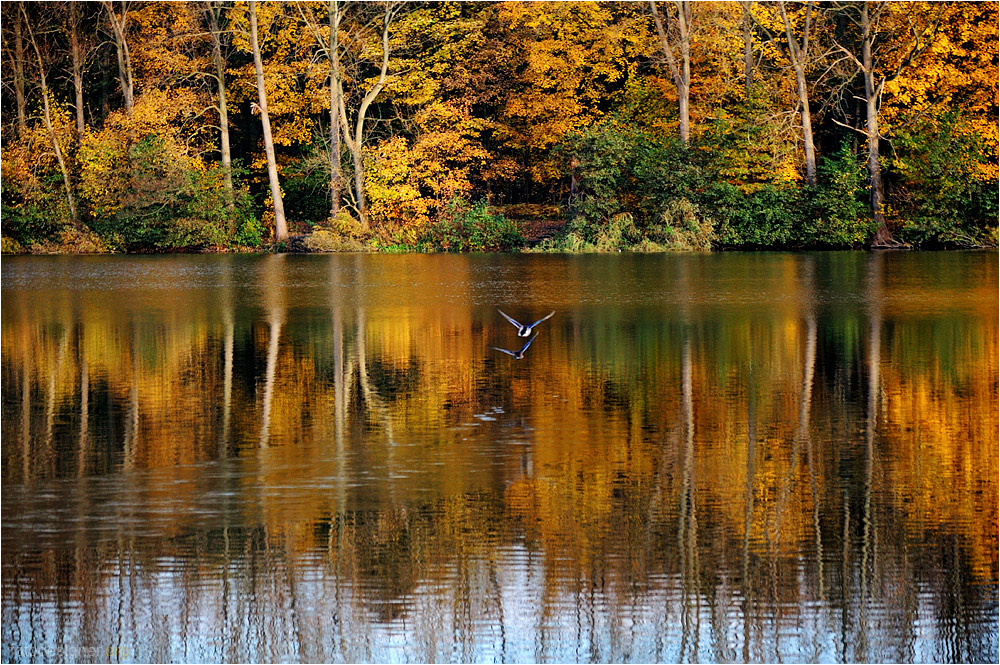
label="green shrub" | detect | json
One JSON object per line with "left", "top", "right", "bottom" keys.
{"left": 595, "top": 213, "right": 641, "bottom": 251}
{"left": 232, "top": 216, "right": 265, "bottom": 249}
{"left": 422, "top": 198, "right": 524, "bottom": 252}
{"left": 1, "top": 236, "right": 25, "bottom": 254}
{"left": 805, "top": 142, "right": 873, "bottom": 247}
{"left": 1, "top": 165, "right": 71, "bottom": 247}
{"left": 304, "top": 228, "right": 366, "bottom": 252}
{"left": 891, "top": 112, "right": 998, "bottom": 247}
{"left": 708, "top": 181, "right": 801, "bottom": 247}
{"left": 649, "top": 198, "right": 715, "bottom": 250}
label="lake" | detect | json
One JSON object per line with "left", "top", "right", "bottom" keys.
{"left": 2, "top": 251, "right": 997, "bottom": 663}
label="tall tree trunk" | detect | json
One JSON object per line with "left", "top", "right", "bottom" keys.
{"left": 779, "top": 0, "right": 817, "bottom": 186}
{"left": 207, "top": 5, "right": 234, "bottom": 209}
{"left": 23, "top": 7, "right": 79, "bottom": 226}
{"left": 329, "top": 0, "right": 342, "bottom": 219}
{"left": 69, "top": 3, "right": 86, "bottom": 138}
{"left": 338, "top": 3, "right": 393, "bottom": 231}
{"left": 795, "top": 63, "right": 818, "bottom": 186}
{"left": 741, "top": 2, "right": 754, "bottom": 97}
{"left": 13, "top": 2, "right": 28, "bottom": 137}
{"left": 103, "top": 1, "right": 134, "bottom": 116}
{"left": 835, "top": 1, "right": 941, "bottom": 246}
{"left": 249, "top": 0, "right": 289, "bottom": 243}
{"left": 678, "top": 1, "right": 691, "bottom": 145}
{"left": 861, "top": 3, "right": 891, "bottom": 245}
{"left": 649, "top": 0, "right": 692, "bottom": 145}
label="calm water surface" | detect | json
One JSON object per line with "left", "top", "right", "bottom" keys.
{"left": 2, "top": 252, "right": 997, "bottom": 663}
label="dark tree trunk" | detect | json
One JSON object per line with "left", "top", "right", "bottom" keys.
{"left": 861, "top": 2, "right": 892, "bottom": 246}
{"left": 69, "top": 3, "right": 86, "bottom": 138}
{"left": 23, "top": 5, "right": 78, "bottom": 226}
{"left": 207, "top": 4, "right": 235, "bottom": 209}
{"left": 12, "top": 2, "right": 28, "bottom": 137}
{"left": 103, "top": 1, "right": 134, "bottom": 116}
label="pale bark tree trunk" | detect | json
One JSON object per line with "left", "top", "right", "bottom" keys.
{"left": 329, "top": 0, "right": 342, "bottom": 219}
{"left": 207, "top": 4, "right": 235, "bottom": 208}
{"left": 336, "top": 3, "right": 394, "bottom": 231}
{"left": 102, "top": 1, "right": 134, "bottom": 116}
{"left": 68, "top": 3, "right": 86, "bottom": 138}
{"left": 649, "top": 0, "right": 692, "bottom": 145}
{"left": 12, "top": 3, "right": 29, "bottom": 137}
{"left": 23, "top": 6, "right": 79, "bottom": 226}
{"left": 778, "top": 0, "right": 817, "bottom": 186}
{"left": 249, "top": 0, "right": 289, "bottom": 243}
{"left": 741, "top": 2, "right": 754, "bottom": 97}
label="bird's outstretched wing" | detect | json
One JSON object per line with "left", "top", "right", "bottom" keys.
{"left": 497, "top": 309, "right": 523, "bottom": 329}
{"left": 529, "top": 311, "right": 555, "bottom": 329}
{"left": 519, "top": 334, "right": 538, "bottom": 354}
{"left": 490, "top": 346, "right": 517, "bottom": 357}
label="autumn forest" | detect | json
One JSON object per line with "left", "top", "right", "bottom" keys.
{"left": 1, "top": 1, "right": 997, "bottom": 253}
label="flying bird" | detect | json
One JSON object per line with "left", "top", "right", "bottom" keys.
{"left": 490, "top": 334, "right": 537, "bottom": 360}
{"left": 498, "top": 309, "right": 554, "bottom": 338}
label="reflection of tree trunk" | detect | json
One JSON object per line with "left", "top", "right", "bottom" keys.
{"left": 260, "top": 313, "right": 282, "bottom": 448}
{"left": 840, "top": 493, "right": 850, "bottom": 662}
{"left": 44, "top": 329, "right": 70, "bottom": 477}
{"left": 774, "top": 314, "right": 817, "bottom": 525}
{"left": 774, "top": 258, "right": 818, "bottom": 541}
{"left": 124, "top": 326, "right": 140, "bottom": 470}
{"left": 260, "top": 256, "right": 285, "bottom": 447}
{"left": 807, "top": 394, "right": 824, "bottom": 603}
{"left": 74, "top": 327, "right": 94, "bottom": 656}
{"left": 222, "top": 312, "right": 234, "bottom": 453}
{"left": 488, "top": 552, "right": 507, "bottom": 661}
{"left": 678, "top": 335, "right": 699, "bottom": 658}
{"left": 22, "top": 350, "right": 31, "bottom": 484}
{"left": 78, "top": 337, "right": 89, "bottom": 477}
{"left": 859, "top": 252, "right": 882, "bottom": 658}
{"left": 333, "top": 303, "right": 346, "bottom": 512}
{"left": 355, "top": 307, "right": 395, "bottom": 445}
{"left": 741, "top": 358, "right": 756, "bottom": 663}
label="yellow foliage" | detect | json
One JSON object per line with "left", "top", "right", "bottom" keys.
{"left": 499, "top": 1, "right": 648, "bottom": 183}
{"left": 78, "top": 90, "right": 210, "bottom": 221}
{"left": 881, "top": 2, "right": 999, "bottom": 181}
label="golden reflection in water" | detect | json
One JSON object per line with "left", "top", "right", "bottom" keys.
{"left": 1, "top": 252, "right": 997, "bottom": 663}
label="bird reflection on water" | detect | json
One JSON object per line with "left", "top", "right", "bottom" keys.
{"left": 490, "top": 333, "right": 538, "bottom": 360}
